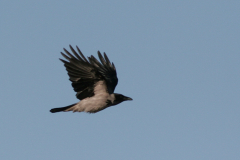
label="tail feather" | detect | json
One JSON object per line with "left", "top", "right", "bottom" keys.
{"left": 50, "top": 103, "right": 76, "bottom": 113}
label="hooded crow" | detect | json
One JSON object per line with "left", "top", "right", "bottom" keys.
{"left": 50, "top": 45, "right": 132, "bottom": 113}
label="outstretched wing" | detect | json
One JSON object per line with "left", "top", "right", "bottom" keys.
{"left": 60, "top": 45, "right": 118, "bottom": 100}
{"left": 88, "top": 51, "right": 118, "bottom": 94}
{"left": 60, "top": 45, "right": 99, "bottom": 100}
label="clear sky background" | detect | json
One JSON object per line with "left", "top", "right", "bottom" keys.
{"left": 1, "top": 1, "right": 240, "bottom": 160}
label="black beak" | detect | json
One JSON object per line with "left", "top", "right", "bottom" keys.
{"left": 124, "top": 96, "right": 133, "bottom": 101}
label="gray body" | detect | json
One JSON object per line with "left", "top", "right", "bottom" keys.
{"left": 66, "top": 81, "right": 115, "bottom": 113}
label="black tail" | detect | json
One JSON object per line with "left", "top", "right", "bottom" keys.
{"left": 50, "top": 103, "right": 76, "bottom": 113}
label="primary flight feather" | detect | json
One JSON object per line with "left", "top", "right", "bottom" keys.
{"left": 50, "top": 45, "right": 132, "bottom": 113}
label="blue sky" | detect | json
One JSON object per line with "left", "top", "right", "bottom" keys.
{"left": 1, "top": 1, "right": 240, "bottom": 159}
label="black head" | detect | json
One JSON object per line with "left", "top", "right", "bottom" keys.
{"left": 112, "top": 93, "right": 133, "bottom": 106}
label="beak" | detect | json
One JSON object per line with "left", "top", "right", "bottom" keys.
{"left": 125, "top": 97, "right": 133, "bottom": 101}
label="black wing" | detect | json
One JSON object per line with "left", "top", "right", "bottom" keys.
{"left": 60, "top": 45, "right": 118, "bottom": 100}
{"left": 88, "top": 51, "right": 118, "bottom": 94}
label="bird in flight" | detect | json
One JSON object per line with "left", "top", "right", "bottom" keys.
{"left": 50, "top": 45, "right": 132, "bottom": 113}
